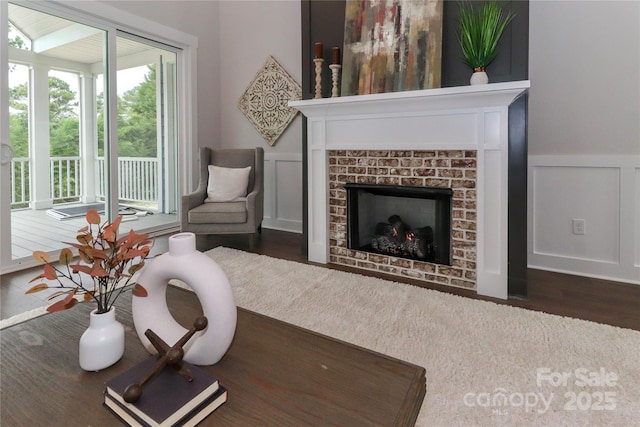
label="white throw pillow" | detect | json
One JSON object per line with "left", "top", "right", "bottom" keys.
{"left": 205, "top": 165, "right": 252, "bottom": 202}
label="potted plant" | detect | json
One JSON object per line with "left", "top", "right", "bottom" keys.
{"left": 27, "top": 209, "right": 151, "bottom": 370}
{"left": 457, "top": 0, "right": 515, "bottom": 85}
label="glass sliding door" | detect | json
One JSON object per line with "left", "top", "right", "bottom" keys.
{"left": 111, "top": 34, "right": 178, "bottom": 225}
{"left": 2, "top": 3, "right": 109, "bottom": 269}
{"left": 1, "top": 2, "right": 181, "bottom": 273}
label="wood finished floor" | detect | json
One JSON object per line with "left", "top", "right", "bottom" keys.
{"left": 2, "top": 229, "right": 639, "bottom": 331}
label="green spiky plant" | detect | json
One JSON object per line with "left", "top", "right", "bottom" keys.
{"left": 457, "top": 0, "right": 515, "bottom": 72}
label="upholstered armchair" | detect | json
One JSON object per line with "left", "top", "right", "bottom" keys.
{"left": 181, "top": 147, "right": 264, "bottom": 240}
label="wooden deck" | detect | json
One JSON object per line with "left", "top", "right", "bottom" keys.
{"left": 10, "top": 207, "right": 177, "bottom": 260}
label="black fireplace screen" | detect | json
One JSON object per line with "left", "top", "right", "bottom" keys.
{"left": 345, "top": 183, "right": 452, "bottom": 265}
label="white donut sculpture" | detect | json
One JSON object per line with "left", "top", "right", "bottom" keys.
{"left": 132, "top": 232, "right": 237, "bottom": 365}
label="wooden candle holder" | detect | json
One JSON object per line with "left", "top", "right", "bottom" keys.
{"left": 329, "top": 64, "right": 341, "bottom": 98}
{"left": 313, "top": 58, "right": 324, "bottom": 99}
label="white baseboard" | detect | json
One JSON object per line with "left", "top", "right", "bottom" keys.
{"left": 262, "top": 218, "right": 302, "bottom": 233}
{"left": 528, "top": 155, "right": 640, "bottom": 284}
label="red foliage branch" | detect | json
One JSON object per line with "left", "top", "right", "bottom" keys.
{"left": 26, "top": 210, "right": 151, "bottom": 314}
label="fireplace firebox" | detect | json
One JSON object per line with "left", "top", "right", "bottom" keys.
{"left": 345, "top": 183, "right": 452, "bottom": 266}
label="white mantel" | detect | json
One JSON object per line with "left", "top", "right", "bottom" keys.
{"left": 290, "top": 81, "right": 530, "bottom": 299}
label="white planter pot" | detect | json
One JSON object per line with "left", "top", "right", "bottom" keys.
{"left": 79, "top": 306, "right": 125, "bottom": 371}
{"left": 470, "top": 71, "right": 489, "bottom": 85}
{"left": 132, "top": 232, "right": 237, "bottom": 365}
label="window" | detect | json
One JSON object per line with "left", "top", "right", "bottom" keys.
{"left": 1, "top": 1, "right": 196, "bottom": 271}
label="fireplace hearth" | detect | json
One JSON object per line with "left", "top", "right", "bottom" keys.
{"left": 346, "top": 183, "right": 452, "bottom": 265}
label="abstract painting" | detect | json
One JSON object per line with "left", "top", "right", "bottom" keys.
{"left": 341, "top": 0, "right": 443, "bottom": 96}
{"left": 238, "top": 56, "right": 301, "bottom": 146}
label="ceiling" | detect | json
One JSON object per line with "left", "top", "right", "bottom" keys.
{"left": 8, "top": 3, "right": 156, "bottom": 67}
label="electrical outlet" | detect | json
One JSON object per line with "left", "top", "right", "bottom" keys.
{"left": 572, "top": 219, "right": 586, "bottom": 235}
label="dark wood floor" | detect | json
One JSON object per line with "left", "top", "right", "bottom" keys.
{"left": 2, "top": 229, "right": 639, "bottom": 331}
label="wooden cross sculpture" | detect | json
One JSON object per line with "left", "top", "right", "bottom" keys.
{"left": 122, "top": 316, "right": 208, "bottom": 403}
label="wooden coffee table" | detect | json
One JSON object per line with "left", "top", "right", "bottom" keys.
{"left": 1, "top": 286, "right": 426, "bottom": 426}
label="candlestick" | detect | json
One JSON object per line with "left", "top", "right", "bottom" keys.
{"left": 314, "top": 58, "right": 324, "bottom": 99}
{"left": 329, "top": 64, "right": 341, "bottom": 98}
{"left": 314, "top": 42, "right": 323, "bottom": 59}
{"left": 331, "top": 47, "right": 341, "bottom": 65}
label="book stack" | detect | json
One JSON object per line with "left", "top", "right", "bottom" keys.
{"left": 104, "top": 356, "right": 227, "bottom": 427}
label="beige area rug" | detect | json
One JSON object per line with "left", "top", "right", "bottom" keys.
{"left": 205, "top": 247, "right": 640, "bottom": 427}
{"left": 3, "top": 247, "right": 639, "bottom": 426}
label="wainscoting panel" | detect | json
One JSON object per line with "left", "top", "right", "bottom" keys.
{"left": 263, "top": 153, "right": 303, "bottom": 233}
{"left": 529, "top": 156, "right": 640, "bottom": 284}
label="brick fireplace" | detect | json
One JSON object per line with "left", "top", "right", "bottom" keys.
{"left": 329, "top": 149, "right": 477, "bottom": 289}
{"left": 290, "top": 81, "right": 529, "bottom": 299}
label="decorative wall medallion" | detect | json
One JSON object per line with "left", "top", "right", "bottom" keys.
{"left": 238, "top": 55, "right": 301, "bottom": 146}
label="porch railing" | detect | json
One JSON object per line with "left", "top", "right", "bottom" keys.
{"left": 96, "top": 157, "right": 158, "bottom": 203}
{"left": 9, "top": 156, "right": 158, "bottom": 208}
{"left": 51, "top": 156, "right": 81, "bottom": 203}
{"left": 10, "top": 157, "right": 30, "bottom": 207}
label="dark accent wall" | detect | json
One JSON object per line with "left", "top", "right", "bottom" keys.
{"left": 300, "top": 0, "right": 529, "bottom": 296}
{"left": 441, "top": 0, "right": 529, "bottom": 87}
{"left": 508, "top": 94, "right": 528, "bottom": 297}
{"left": 301, "top": 0, "right": 529, "bottom": 95}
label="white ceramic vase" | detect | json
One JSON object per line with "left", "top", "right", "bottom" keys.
{"left": 470, "top": 70, "right": 489, "bottom": 85}
{"left": 132, "top": 232, "right": 237, "bottom": 365}
{"left": 79, "top": 306, "right": 125, "bottom": 371}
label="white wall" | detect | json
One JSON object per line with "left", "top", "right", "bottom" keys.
{"left": 529, "top": 0, "right": 640, "bottom": 283}
{"left": 217, "top": 1, "right": 303, "bottom": 232}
